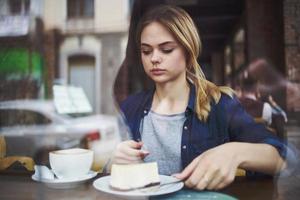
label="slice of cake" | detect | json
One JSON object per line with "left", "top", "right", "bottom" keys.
{"left": 110, "top": 162, "right": 160, "bottom": 191}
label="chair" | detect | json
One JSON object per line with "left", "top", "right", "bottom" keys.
{"left": 0, "top": 135, "right": 35, "bottom": 171}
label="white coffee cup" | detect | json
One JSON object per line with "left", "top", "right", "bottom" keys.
{"left": 49, "top": 148, "right": 94, "bottom": 179}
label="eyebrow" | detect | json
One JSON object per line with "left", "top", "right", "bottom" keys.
{"left": 141, "top": 41, "right": 177, "bottom": 47}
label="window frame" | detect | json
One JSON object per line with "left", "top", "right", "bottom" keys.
{"left": 8, "top": 0, "right": 30, "bottom": 15}
{"left": 67, "top": 0, "right": 94, "bottom": 19}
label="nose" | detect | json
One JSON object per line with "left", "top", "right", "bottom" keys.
{"left": 150, "top": 50, "right": 162, "bottom": 65}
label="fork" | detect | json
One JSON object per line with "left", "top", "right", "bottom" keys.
{"left": 136, "top": 178, "right": 182, "bottom": 193}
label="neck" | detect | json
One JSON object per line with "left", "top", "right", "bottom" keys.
{"left": 156, "top": 82, "right": 189, "bottom": 101}
{"left": 152, "top": 79, "right": 190, "bottom": 114}
{"left": 155, "top": 72, "right": 189, "bottom": 100}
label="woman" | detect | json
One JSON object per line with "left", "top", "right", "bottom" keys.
{"left": 111, "top": 5, "right": 287, "bottom": 190}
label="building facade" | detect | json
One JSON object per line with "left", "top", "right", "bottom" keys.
{"left": 42, "top": 0, "right": 129, "bottom": 114}
{"left": 0, "top": 0, "right": 130, "bottom": 115}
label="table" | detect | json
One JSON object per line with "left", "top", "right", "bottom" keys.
{"left": 0, "top": 173, "right": 299, "bottom": 200}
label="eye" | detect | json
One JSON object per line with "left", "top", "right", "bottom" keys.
{"left": 161, "top": 49, "right": 174, "bottom": 54}
{"left": 141, "top": 49, "right": 152, "bottom": 55}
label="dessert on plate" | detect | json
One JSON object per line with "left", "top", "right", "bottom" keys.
{"left": 110, "top": 162, "right": 160, "bottom": 191}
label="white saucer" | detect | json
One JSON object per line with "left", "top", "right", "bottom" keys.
{"left": 93, "top": 175, "right": 184, "bottom": 197}
{"left": 32, "top": 171, "right": 98, "bottom": 189}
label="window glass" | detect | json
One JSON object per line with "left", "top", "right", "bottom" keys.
{"left": 9, "top": 0, "right": 30, "bottom": 15}
{"left": 67, "top": 0, "right": 94, "bottom": 18}
{"left": 83, "top": 0, "right": 94, "bottom": 17}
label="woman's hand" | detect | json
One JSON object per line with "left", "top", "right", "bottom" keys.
{"left": 174, "top": 143, "right": 240, "bottom": 190}
{"left": 111, "top": 140, "right": 150, "bottom": 165}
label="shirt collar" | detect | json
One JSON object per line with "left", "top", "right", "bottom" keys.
{"left": 143, "top": 88, "right": 155, "bottom": 113}
{"left": 187, "top": 82, "right": 196, "bottom": 112}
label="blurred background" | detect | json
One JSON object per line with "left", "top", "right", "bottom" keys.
{"left": 0, "top": 0, "right": 299, "bottom": 181}
{"left": 0, "top": 0, "right": 130, "bottom": 172}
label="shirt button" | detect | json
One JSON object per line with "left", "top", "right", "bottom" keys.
{"left": 144, "top": 110, "right": 148, "bottom": 114}
{"left": 182, "top": 145, "right": 187, "bottom": 149}
{"left": 184, "top": 126, "right": 188, "bottom": 130}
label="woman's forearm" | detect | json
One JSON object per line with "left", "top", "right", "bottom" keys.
{"left": 233, "top": 142, "right": 286, "bottom": 175}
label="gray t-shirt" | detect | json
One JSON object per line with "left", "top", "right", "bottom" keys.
{"left": 140, "top": 110, "right": 185, "bottom": 175}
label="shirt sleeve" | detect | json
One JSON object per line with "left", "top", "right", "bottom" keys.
{"left": 226, "top": 97, "right": 287, "bottom": 159}
{"left": 226, "top": 96, "right": 300, "bottom": 178}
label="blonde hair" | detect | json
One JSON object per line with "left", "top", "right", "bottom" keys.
{"left": 136, "top": 5, "right": 233, "bottom": 121}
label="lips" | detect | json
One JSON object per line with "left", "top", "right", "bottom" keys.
{"left": 150, "top": 68, "right": 166, "bottom": 75}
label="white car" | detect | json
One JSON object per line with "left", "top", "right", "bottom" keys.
{"left": 0, "top": 100, "right": 119, "bottom": 162}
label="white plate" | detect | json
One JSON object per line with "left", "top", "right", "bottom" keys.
{"left": 32, "top": 171, "right": 98, "bottom": 189}
{"left": 93, "top": 175, "right": 184, "bottom": 197}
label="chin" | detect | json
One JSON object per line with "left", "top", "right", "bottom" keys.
{"left": 151, "top": 78, "right": 170, "bottom": 84}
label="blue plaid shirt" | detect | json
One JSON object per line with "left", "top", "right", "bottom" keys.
{"left": 120, "top": 85, "right": 287, "bottom": 171}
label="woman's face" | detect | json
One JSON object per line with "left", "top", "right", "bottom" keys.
{"left": 140, "top": 22, "right": 187, "bottom": 84}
